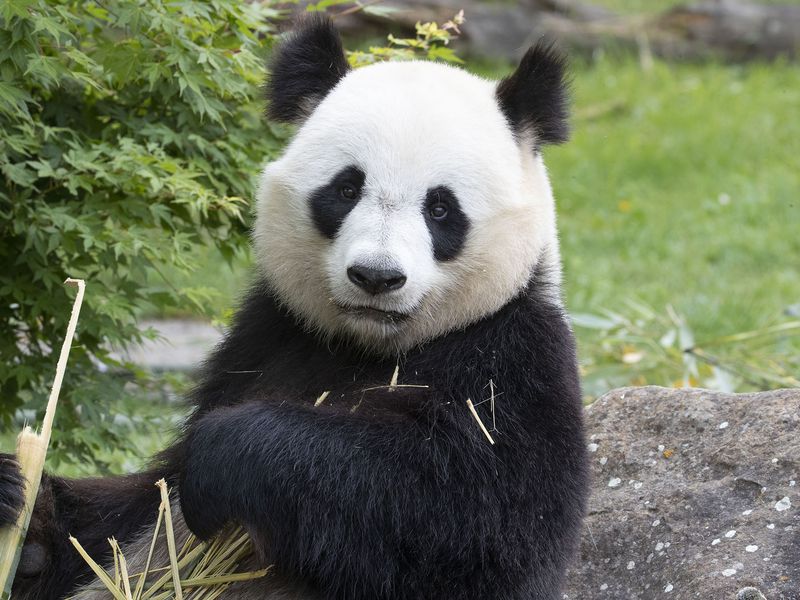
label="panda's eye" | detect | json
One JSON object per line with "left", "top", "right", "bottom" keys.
{"left": 339, "top": 184, "right": 357, "bottom": 200}
{"left": 429, "top": 203, "right": 448, "bottom": 221}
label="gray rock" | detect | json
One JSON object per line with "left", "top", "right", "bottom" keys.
{"left": 564, "top": 386, "right": 800, "bottom": 599}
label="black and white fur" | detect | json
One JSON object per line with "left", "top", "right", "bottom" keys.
{"left": 0, "top": 16, "right": 587, "bottom": 600}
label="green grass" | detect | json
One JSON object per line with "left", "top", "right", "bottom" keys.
{"left": 552, "top": 58, "right": 799, "bottom": 362}
{"left": 554, "top": 56, "right": 800, "bottom": 328}
{"left": 553, "top": 57, "right": 800, "bottom": 394}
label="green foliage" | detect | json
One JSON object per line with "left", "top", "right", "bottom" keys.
{"left": 348, "top": 10, "right": 465, "bottom": 66}
{"left": 0, "top": 0, "right": 282, "bottom": 470}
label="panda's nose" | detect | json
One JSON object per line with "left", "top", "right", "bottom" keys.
{"left": 347, "top": 265, "right": 407, "bottom": 295}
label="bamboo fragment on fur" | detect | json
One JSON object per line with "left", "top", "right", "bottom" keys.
{"left": 133, "top": 500, "right": 166, "bottom": 599}
{"left": 314, "top": 391, "right": 330, "bottom": 407}
{"left": 0, "top": 278, "right": 86, "bottom": 599}
{"left": 466, "top": 398, "right": 495, "bottom": 445}
{"left": 388, "top": 364, "right": 399, "bottom": 391}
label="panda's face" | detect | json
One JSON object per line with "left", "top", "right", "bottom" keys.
{"left": 254, "top": 19, "right": 569, "bottom": 352}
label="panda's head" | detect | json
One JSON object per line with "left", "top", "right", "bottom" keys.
{"left": 254, "top": 16, "right": 570, "bottom": 352}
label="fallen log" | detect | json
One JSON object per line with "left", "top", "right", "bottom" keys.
{"left": 331, "top": 0, "right": 800, "bottom": 62}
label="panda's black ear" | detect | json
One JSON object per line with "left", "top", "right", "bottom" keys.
{"left": 265, "top": 15, "right": 350, "bottom": 124}
{"left": 495, "top": 41, "right": 570, "bottom": 148}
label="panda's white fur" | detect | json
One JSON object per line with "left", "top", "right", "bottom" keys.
{"left": 254, "top": 60, "right": 562, "bottom": 352}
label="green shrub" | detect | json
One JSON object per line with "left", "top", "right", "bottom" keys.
{"left": 0, "top": 0, "right": 282, "bottom": 470}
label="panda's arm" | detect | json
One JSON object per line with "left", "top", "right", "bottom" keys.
{"left": 179, "top": 399, "right": 500, "bottom": 595}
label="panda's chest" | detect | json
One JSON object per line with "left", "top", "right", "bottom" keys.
{"left": 307, "top": 384, "right": 431, "bottom": 420}
{"left": 232, "top": 356, "right": 439, "bottom": 420}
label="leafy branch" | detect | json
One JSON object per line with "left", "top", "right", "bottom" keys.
{"left": 348, "top": 10, "right": 465, "bottom": 66}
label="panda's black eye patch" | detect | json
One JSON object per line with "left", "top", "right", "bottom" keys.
{"left": 423, "top": 186, "right": 469, "bottom": 262}
{"left": 310, "top": 165, "right": 365, "bottom": 239}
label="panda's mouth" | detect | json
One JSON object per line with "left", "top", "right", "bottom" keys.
{"left": 334, "top": 303, "right": 412, "bottom": 324}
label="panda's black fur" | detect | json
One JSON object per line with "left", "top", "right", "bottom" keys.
{"left": 179, "top": 268, "right": 589, "bottom": 599}
{"left": 0, "top": 16, "right": 588, "bottom": 600}
{"left": 495, "top": 41, "right": 572, "bottom": 148}
{"left": 265, "top": 16, "right": 350, "bottom": 124}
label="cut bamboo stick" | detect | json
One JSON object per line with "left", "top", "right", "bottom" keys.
{"left": 69, "top": 536, "right": 128, "bottom": 600}
{"left": 0, "top": 430, "right": 49, "bottom": 599}
{"left": 0, "top": 279, "right": 86, "bottom": 600}
{"left": 0, "top": 278, "right": 85, "bottom": 598}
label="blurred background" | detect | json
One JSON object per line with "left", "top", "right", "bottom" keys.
{"left": 1, "top": 0, "right": 798, "bottom": 476}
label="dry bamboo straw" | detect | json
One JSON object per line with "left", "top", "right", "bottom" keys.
{"left": 0, "top": 278, "right": 86, "bottom": 598}
{"left": 466, "top": 398, "right": 495, "bottom": 445}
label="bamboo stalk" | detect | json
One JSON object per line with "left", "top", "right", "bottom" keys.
{"left": 139, "top": 545, "right": 208, "bottom": 600}
{"left": 173, "top": 568, "right": 271, "bottom": 587}
{"left": 157, "top": 480, "right": 184, "bottom": 600}
{"left": 133, "top": 501, "right": 166, "bottom": 600}
{"left": 0, "top": 278, "right": 85, "bottom": 598}
{"left": 114, "top": 538, "right": 135, "bottom": 600}
{"left": 69, "top": 536, "right": 128, "bottom": 600}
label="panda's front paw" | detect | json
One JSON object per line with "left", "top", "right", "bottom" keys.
{"left": 178, "top": 428, "right": 232, "bottom": 540}
{"left": 178, "top": 468, "right": 229, "bottom": 541}
{"left": 0, "top": 453, "right": 26, "bottom": 526}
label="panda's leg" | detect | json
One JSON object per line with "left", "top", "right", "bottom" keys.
{"left": 0, "top": 454, "right": 164, "bottom": 600}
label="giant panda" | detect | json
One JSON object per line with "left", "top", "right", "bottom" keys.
{"left": 0, "top": 15, "right": 588, "bottom": 600}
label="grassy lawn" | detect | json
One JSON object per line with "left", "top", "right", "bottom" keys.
{"left": 550, "top": 56, "right": 800, "bottom": 394}
{"left": 555, "top": 58, "right": 799, "bottom": 334}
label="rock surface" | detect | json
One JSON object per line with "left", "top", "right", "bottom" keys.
{"left": 564, "top": 386, "right": 799, "bottom": 600}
